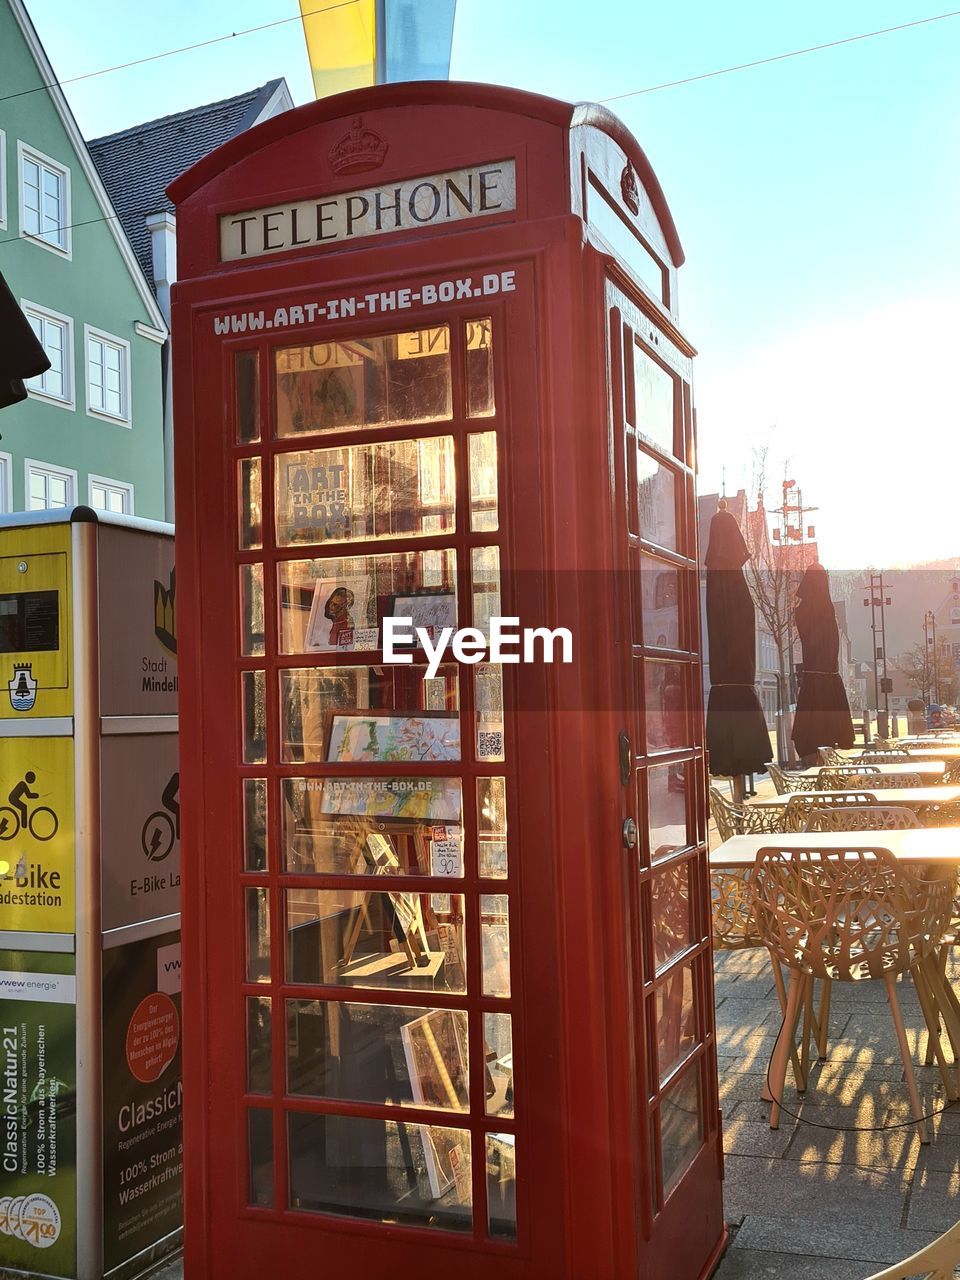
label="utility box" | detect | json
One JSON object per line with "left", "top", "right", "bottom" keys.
{"left": 0, "top": 509, "right": 182, "bottom": 1280}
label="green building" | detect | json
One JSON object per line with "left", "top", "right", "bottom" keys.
{"left": 0, "top": 0, "right": 167, "bottom": 518}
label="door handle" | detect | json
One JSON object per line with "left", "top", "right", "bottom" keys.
{"left": 618, "top": 730, "right": 632, "bottom": 788}
{"left": 622, "top": 818, "right": 638, "bottom": 849}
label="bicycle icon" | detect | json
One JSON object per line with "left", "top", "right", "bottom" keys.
{"left": 141, "top": 772, "right": 180, "bottom": 863}
{"left": 0, "top": 773, "right": 58, "bottom": 843}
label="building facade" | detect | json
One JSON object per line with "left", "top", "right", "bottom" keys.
{"left": 0, "top": 0, "right": 167, "bottom": 517}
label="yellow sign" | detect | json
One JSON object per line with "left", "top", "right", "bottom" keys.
{"left": 0, "top": 522, "right": 72, "bottom": 719}
{"left": 0, "top": 737, "right": 73, "bottom": 932}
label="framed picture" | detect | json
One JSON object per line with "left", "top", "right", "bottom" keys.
{"left": 318, "top": 776, "right": 463, "bottom": 822}
{"left": 326, "top": 711, "right": 461, "bottom": 763}
{"left": 401, "top": 1009, "right": 470, "bottom": 1197}
{"left": 305, "top": 575, "right": 371, "bottom": 652}
{"left": 386, "top": 590, "right": 457, "bottom": 647}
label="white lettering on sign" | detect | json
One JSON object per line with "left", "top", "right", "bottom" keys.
{"left": 211, "top": 269, "right": 518, "bottom": 338}
{"left": 220, "top": 160, "right": 516, "bottom": 262}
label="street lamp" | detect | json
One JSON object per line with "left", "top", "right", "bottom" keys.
{"left": 924, "top": 609, "right": 940, "bottom": 704}
{"left": 863, "top": 572, "right": 893, "bottom": 740}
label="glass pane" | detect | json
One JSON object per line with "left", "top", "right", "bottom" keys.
{"left": 660, "top": 1066, "right": 702, "bottom": 1198}
{"left": 475, "top": 664, "right": 504, "bottom": 763}
{"left": 486, "top": 1133, "right": 517, "bottom": 1241}
{"left": 644, "top": 661, "right": 688, "bottom": 752}
{"left": 280, "top": 666, "right": 460, "bottom": 764}
{"left": 239, "top": 458, "right": 263, "bottom": 550}
{"left": 651, "top": 860, "right": 692, "bottom": 972}
{"left": 275, "top": 325, "right": 452, "bottom": 437}
{"left": 466, "top": 318, "right": 495, "bottom": 417}
{"left": 287, "top": 1000, "right": 469, "bottom": 1110}
{"left": 240, "top": 563, "right": 265, "bottom": 656}
{"left": 285, "top": 890, "right": 466, "bottom": 994}
{"left": 480, "top": 895, "right": 510, "bottom": 998}
{"left": 648, "top": 762, "right": 690, "bottom": 862}
{"left": 288, "top": 1112, "right": 471, "bottom": 1231}
{"left": 634, "top": 345, "right": 675, "bottom": 455}
{"left": 639, "top": 557, "right": 681, "bottom": 649}
{"left": 246, "top": 887, "right": 270, "bottom": 983}
{"left": 636, "top": 451, "right": 678, "bottom": 552}
{"left": 46, "top": 366, "right": 64, "bottom": 399}
{"left": 281, "top": 776, "right": 463, "bottom": 877}
{"left": 236, "top": 350, "right": 261, "bottom": 443}
{"left": 468, "top": 431, "right": 498, "bottom": 531}
{"left": 654, "top": 962, "right": 697, "bottom": 1084}
{"left": 278, "top": 549, "right": 457, "bottom": 654}
{"left": 477, "top": 776, "right": 508, "bottom": 879}
{"left": 247, "top": 996, "right": 272, "bottom": 1094}
{"left": 471, "top": 545, "right": 501, "bottom": 634}
{"left": 276, "top": 437, "right": 455, "bottom": 547}
{"left": 243, "top": 778, "right": 268, "bottom": 872}
{"left": 29, "top": 472, "right": 45, "bottom": 509}
{"left": 107, "top": 489, "right": 125, "bottom": 514}
{"left": 91, "top": 485, "right": 106, "bottom": 509}
{"left": 247, "top": 1109, "right": 274, "bottom": 1207}
{"left": 242, "top": 670, "right": 267, "bottom": 763}
{"left": 483, "top": 1011, "right": 514, "bottom": 1118}
{"left": 50, "top": 477, "right": 67, "bottom": 508}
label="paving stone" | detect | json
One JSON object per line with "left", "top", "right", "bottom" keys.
{"left": 722, "top": 1115, "right": 796, "bottom": 1158}
{"left": 731, "top": 1216, "right": 937, "bottom": 1265}
{"left": 905, "top": 1167, "right": 960, "bottom": 1231}
{"left": 722, "top": 1154, "right": 908, "bottom": 1227}
{"left": 786, "top": 1121, "right": 921, "bottom": 1173}
{"left": 713, "top": 1247, "right": 872, "bottom": 1280}
{"left": 916, "top": 1127, "right": 960, "bottom": 1171}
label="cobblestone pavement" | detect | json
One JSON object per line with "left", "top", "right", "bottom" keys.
{"left": 712, "top": 942, "right": 960, "bottom": 1280}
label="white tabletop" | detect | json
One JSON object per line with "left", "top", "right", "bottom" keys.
{"left": 748, "top": 786, "right": 960, "bottom": 809}
{"left": 799, "top": 761, "right": 947, "bottom": 779}
{"left": 711, "top": 827, "right": 960, "bottom": 869}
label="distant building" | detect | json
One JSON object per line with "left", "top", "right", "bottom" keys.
{"left": 89, "top": 81, "right": 294, "bottom": 518}
{"left": 0, "top": 0, "right": 167, "bottom": 516}
{"left": 932, "top": 572, "right": 960, "bottom": 671}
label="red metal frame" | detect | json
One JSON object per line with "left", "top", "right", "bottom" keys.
{"left": 170, "top": 82, "right": 722, "bottom": 1280}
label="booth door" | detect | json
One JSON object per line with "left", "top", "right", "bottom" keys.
{"left": 183, "top": 272, "right": 565, "bottom": 1279}
{"left": 607, "top": 277, "right": 723, "bottom": 1276}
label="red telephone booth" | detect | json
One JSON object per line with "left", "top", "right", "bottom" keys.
{"left": 169, "top": 83, "right": 723, "bottom": 1280}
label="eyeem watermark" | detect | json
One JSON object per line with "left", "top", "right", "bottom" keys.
{"left": 383, "top": 616, "right": 573, "bottom": 679}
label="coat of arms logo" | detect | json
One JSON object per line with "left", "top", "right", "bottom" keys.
{"left": 8, "top": 662, "right": 38, "bottom": 712}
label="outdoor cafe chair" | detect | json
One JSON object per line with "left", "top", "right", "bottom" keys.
{"left": 750, "top": 845, "right": 953, "bottom": 1140}
{"left": 804, "top": 805, "right": 922, "bottom": 833}
{"left": 818, "top": 746, "right": 847, "bottom": 766}
{"left": 857, "top": 751, "right": 911, "bottom": 763}
{"left": 782, "top": 792, "right": 879, "bottom": 832}
{"left": 768, "top": 762, "right": 820, "bottom": 795}
{"left": 818, "top": 768, "right": 923, "bottom": 790}
{"left": 863, "top": 1219, "right": 960, "bottom": 1280}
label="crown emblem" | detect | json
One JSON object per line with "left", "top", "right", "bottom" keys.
{"left": 329, "top": 117, "right": 388, "bottom": 176}
{"left": 620, "top": 162, "right": 639, "bottom": 216}
{"left": 154, "top": 568, "right": 177, "bottom": 657}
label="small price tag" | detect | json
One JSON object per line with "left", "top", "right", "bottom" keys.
{"left": 431, "top": 837, "right": 462, "bottom": 877}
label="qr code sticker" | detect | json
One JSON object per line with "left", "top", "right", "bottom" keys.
{"left": 477, "top": 730, "right": 504, "bottom": 760}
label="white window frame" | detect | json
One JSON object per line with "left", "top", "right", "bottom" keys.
{"left": 25, "top": 459, "right": 77, "bottom": 512}
{"left": 84, "top": 325, "right": 131, "bottom": 425}
{"left": 88, "top": 474, "right": 134, "bottom": 515}
{"left": 17, "top": 141, "right": 71, "bottom": 257}
{"left": 20, "top": 299, "right": 75, "bottom": 409}
{"left": 0, "top": 130, "right": 7, "bottom": 231}
{"left": 0, "top": 453, "right": 12, "bottom": 513}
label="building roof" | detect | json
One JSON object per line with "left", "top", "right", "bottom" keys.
{"left": 8, "top": 0, "right": 166, "bottom": 333}
{"left": 89, "top": 81, "right": 289, "bottom": 281}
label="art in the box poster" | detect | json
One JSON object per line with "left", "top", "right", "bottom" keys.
{"left": 317, "top": 776, "right": 462, "bottom": 822}
{"left": 327, "top": 711, "right": 460, "bottom": 762}
{"left": 304, "top": 576, "right": 371, "bottom": 651}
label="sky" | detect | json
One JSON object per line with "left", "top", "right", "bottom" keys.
{"left": 24, "top": 0, "right": 960, "bottom": 569}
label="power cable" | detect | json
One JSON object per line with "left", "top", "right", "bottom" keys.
{"left": 599, "top": 8, "right": 960, "bottom": 103}
{"left": 0, "top": 0, "right": 360, "bottom": 105}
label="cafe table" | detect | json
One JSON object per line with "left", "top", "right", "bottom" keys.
{"left": 901, "top": 746, "right": 960, "bottom": 760}
{"left": 799, "top": 761, "right": 948, "bottom": 782}
{"left": 746, "top": 785, "right": 960, "bottom": 822}
{"left": 710, "top": 826, "right": 960, "bottom": 869}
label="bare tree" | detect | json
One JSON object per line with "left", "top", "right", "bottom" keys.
{"left": 741, "top": 448, "right": 803, "bottom": 765}
{"left": 895, "top": 644, "right": 934, "bottom": 702}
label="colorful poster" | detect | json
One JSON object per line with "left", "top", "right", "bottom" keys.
{"left": 102, "top": 930, "right": 182, "bottom": 1271}
{"left": 0, "top": 949, "right": 77, "bottom": 1277}
{"left": 0, "top": 737, "right": 74, "bottom": 933}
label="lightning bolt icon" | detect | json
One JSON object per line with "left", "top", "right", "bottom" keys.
{"left": 0, "top": 815, "right": 9, "bottom": 837}
{"left": 149, "top": 826, "right": 164, "bottom": 857}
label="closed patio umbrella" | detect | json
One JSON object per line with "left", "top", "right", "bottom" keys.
{"left": 704, "top": 503, "right": 773, "bottom": 778}
{"left": 791, "top": 562, "right": 854, "bottom": 761}
{"left": 0, "top": 268, "right": 50, "bottom": 409}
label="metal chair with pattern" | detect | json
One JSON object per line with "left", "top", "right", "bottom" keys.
{"left": 750, "top": 845, "right": 954, "bottom": 1140}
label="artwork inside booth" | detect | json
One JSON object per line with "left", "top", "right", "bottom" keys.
{"left": 327, "top": 711, "right": 461, "bottom": 763}
{"left": 304, "top": 575, "right": 372, "bottom": 651}
{"left": 275, "top": 436, "right": 455, "bottom": 546}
